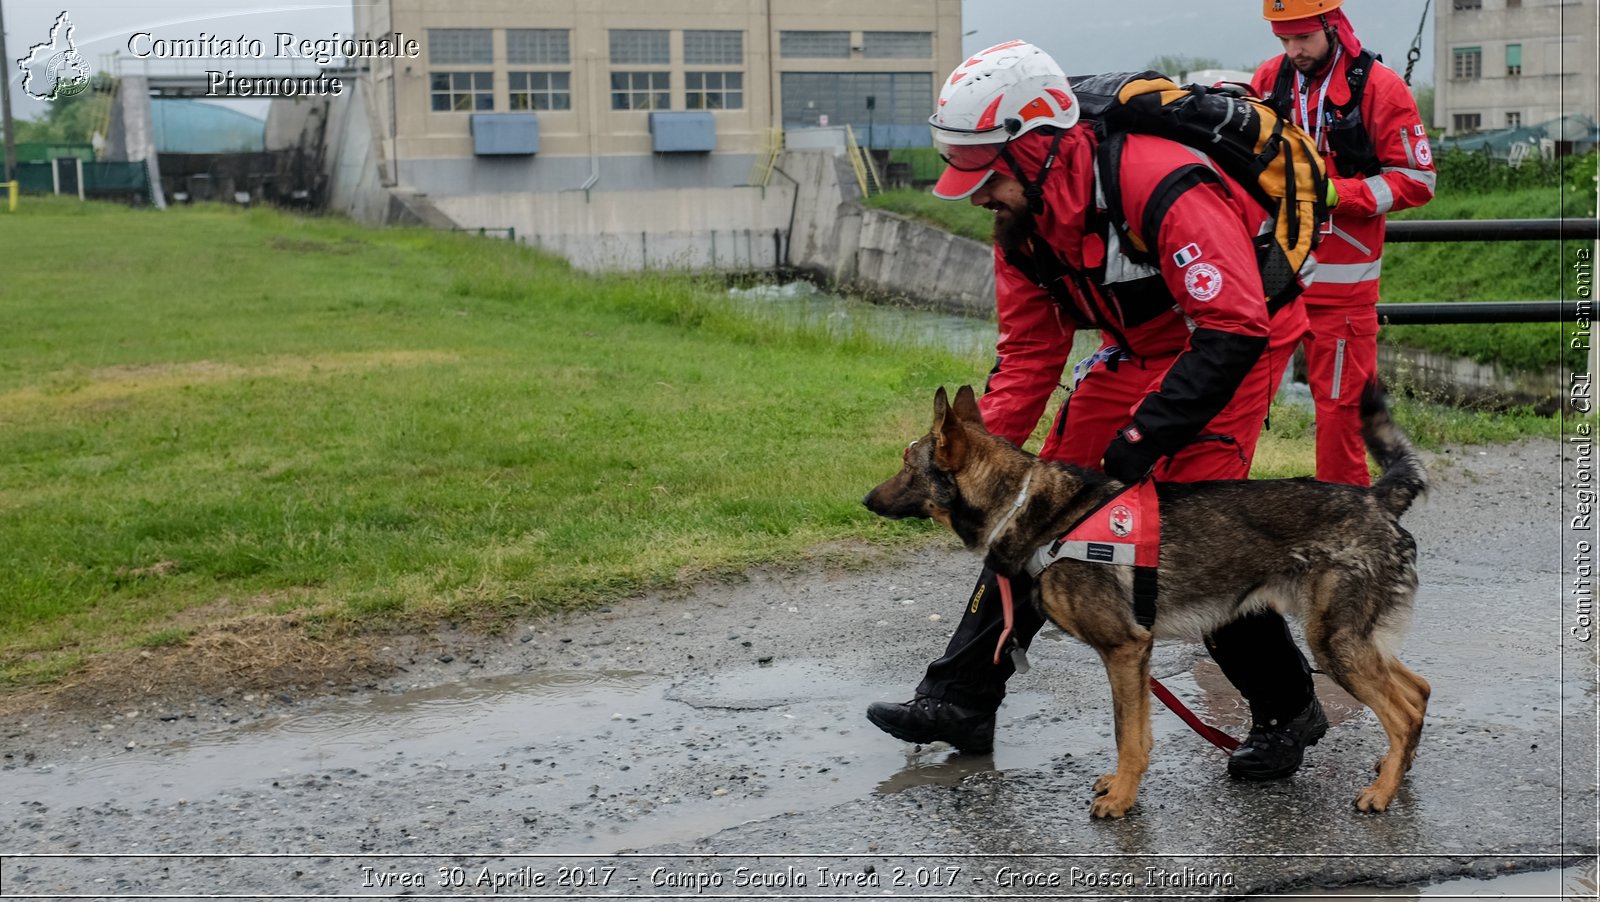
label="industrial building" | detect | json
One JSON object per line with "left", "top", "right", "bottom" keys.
{"left": 323, "top": 0, "right": 961, "bottom": 266}
{"left": 1433, "top": 0, "right": 1598, "bottom": 138}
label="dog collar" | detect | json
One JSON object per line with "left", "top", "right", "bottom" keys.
{"left": 983, "top": 470, "right": 1034, "bottom": 548}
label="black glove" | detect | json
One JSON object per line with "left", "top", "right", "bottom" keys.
{"left": 1102, "top": 427, "right": 1162, "bottom": 483}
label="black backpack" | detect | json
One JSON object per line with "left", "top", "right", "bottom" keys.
{"left": 1070, "top": 71, "right": 1331, "bottom": 311}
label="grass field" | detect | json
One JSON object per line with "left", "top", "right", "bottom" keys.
{"left": 867, "top": 183, "right": 1570, "bottom": 372}
{"left": 0, "top": 197, "right": 1556, "bottom": 688}
{"left": 0, "top": 198, "right": 990, "bottom": 685}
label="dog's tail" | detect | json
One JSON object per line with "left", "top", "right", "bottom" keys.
{"left": 1362, "top": 380, "right": 1427, "bottom": 517}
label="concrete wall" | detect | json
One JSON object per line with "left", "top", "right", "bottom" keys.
{"left": 323, "top": 79, "right": 395, "bottom": 225}
{"left": 264, "top": 96, "right": 328, "bottom": 152}
{"left": 397, "top": 151, "right": 761, "bottom": 195}
{"left": 1378, "top": 343, "right": 1566, "bottom": 414}
{"left": 851, "top": 207, "right": 993, "bottom": 313}
{"left": 430, "top": 182, "right": 793, "bottom": 270}
{"left": 103, "top": 75, "right": 166, "bottom": 208}
{"left": 783, "top": 145, "right": 993, "bottom": 313}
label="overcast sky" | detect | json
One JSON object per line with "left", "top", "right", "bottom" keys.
{"left": 972, "top": 0, "right": 1435, "bottom": 81}
{"left": 1, "top": 0, "right": 1436, "bottom": 121}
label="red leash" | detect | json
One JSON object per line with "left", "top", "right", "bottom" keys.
{"left": 1150, "top": 676, "right": 1239, "bottom": 752}
{"left": 992, "top": 574, "right": 1240, "bottom": 754}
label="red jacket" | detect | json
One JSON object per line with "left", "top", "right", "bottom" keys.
{"left": 1251, "top": 49, "right": 1435, "bottom": 305}
{"left": 979, "top": 127, "right": 1299, "bottom": 465}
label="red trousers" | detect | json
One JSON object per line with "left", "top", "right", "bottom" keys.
{"left": 1039, "top": 309, "right": 1305, "bottom": 479}
{"left": 1301, "top": 303, "right": 1379, "bottom": 486}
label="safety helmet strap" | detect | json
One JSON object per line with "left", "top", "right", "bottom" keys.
{"left": 1000, "top": 126, "right": 1066, "bottom": 216}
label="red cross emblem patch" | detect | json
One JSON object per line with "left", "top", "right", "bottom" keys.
{"left": 1184, "top": 262, "right": 1223, "bottom": 302}
{"left": 1109, "top": 504, "right": 1134, "bottom": 538}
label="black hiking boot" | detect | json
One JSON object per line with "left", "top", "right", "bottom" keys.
{"left": 866, "top": 696, "right": 996, "bottom": 754}
{"left": 1227, "top": 697, "right": 1329, "bottom": 781}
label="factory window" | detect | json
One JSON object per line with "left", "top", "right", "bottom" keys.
{"left": 780, "top": 31, "right": 850, "bottom": 58}
{"left": 610, "top": 30, "right": 669, "bottom": 64}
{"left": 1452, "top": 46, "right": 1482, "bottom": 79}
{"left": 430, "top": 71, "right": 493, "bottom": 111}
{"left": 1452, "top": 112, "right": 1482, "bottom": 133}
{"left": 611, "top": 71, "right": 670, "bottom": 110}
{"left": 862, "top": 32, "right": 931, "bottom": 59}
{"left": 506, "top": 29, "right": 570, "bottom": 65}
{"left": 686, "top": 71, "right": 744, "bottom": 109}
{"left": 1505, "top": 43, "right": 1522, "bottom": 76}
{"left": 428, "top": 29, "right": 492, "bottom": 65}
{"left": 684, "top": 30, "right": 743, "bottom": 65}
{"left": 781, "top": 71, "right": 935, "bottom": 147}
{"left": 509, "top": 71, "right": 570, "bottom": 111}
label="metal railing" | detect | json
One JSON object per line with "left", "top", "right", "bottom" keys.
{"left": 452, "top": 227, "right": 516, "bottom": 241}
{"left": 1374, "top": 217, "right": 1597, "bottom": 324}
{"left": 843, "top": 125, "right": 882, "bottom": 197}
{"left": 747, "top": 128, "right": 784, "bottom": 189}
{"left": 1384, "top": 218, "right": 1599, "bottom": 243}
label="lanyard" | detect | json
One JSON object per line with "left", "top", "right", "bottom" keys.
{"left": 1295, "top": 44, "right": 1342, "bottom": 151}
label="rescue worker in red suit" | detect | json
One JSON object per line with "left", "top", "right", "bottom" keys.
{"left": 1252, "top": 0, "right": 1436, "bottom": 484}
{"left": 866, "top": 41, "right": 1330, "bottom": 781}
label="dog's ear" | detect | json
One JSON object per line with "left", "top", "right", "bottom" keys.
{"left": 952, "top": 385, "right": 983, "bottom": 426}
{"left": 933, "top": 387, "right": 968, "bottom": 469}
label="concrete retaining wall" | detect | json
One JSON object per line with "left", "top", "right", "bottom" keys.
{"left": 1378, "top": 344, "right": 1567, "bottom": 414}
{"left": 324, "top": 80, "right": 394, "bottom": 226}
{"left": 430, "top": 184, "right": 792, "bottom": 271}
{"left": 849, "top": 208, "right": 993, "bottom": 314}
{"left": 781, "top": 146, "right": 993, "bottom": 314}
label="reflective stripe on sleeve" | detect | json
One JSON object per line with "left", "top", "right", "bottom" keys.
{"left": 1384, "top": 166, "right": 1437, "bottom": 191}
{"left": 1315, "top": 259, "right": 1384, "bottom": 283}
{"left": 1365, "top": 175, "right": 1396, "bottom": 215}
{"left": 1400, "top": 126, "right": 1417, "bottom": 168}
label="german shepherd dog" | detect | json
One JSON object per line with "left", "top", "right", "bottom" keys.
{"left": 864, "top": 384, "right": 1430, "bottom": 817}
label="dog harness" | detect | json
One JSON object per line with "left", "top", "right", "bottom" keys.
{"left": 989, "top": 478, "right": 1161, "bottom": 666}
{"left": 990, "top": 479, "right": 1240, "bottom": 752}
{"left": 1025, "top": 479, "right": 1161, "bottom": 628}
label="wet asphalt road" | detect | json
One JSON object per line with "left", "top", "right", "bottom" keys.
{"left": 0, "top": 436, "right": 1594, "bottom": 898}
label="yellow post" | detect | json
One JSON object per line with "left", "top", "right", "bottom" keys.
{"left": 3, "top": 180, "right": 15, "bottom": 211}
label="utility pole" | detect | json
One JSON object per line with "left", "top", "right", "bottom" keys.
{"left": 0, "top": 0, "right": 18, "bottom": 182}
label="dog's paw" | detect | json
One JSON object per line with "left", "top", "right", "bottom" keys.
{"left": 1354, "top": 785, "right": 1393, "bottom": 812}
{"left": 1090, "top": 774, "right": 1137, "bottom": 818}
{"left": 1090, "top": 791, "right": 1136, "bottom": 818}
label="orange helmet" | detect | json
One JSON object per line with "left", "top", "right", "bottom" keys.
{"left": 1263, "top": 0, "right": 1343, "bottom": 20}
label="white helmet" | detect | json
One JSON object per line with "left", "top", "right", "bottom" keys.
{"left": 930, "top": 40, "right": 1079, "bottom": 200}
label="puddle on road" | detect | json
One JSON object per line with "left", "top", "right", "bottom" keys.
{"left": 2, "top": 661, "right": 1071, "bottom": 852}
{"left": 4, "top": 652, "right": 1575, "bottom": 869}
{"left": 0, "top": 651, "right": 1382, "bottom": 854}
{"left": 1311, "top": 864, "right": 1590, "bottom": 900}
{"left": 6, "top": 670, "right": 658, "bottom": 811}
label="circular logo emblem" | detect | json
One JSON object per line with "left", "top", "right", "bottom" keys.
{"left": 1109, "top": 504, "right": 1134, "bottom": 538}
{"left": 1183, "top": 262, "right": 1224, "bottom": 302}
{"left": 1415, "top": 137, "right": 1433, "bottom": 167}
{"left": 46, "top": 51, "right": 90, "bottom": 98}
